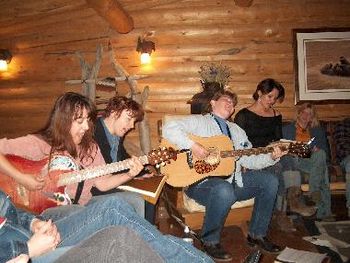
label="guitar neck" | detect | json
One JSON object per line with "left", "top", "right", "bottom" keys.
{"left": 221, "top": 145, "right": 289, "bottom": 158}
{"left": 57, "top": 155, "right": 149, "bottom": 186}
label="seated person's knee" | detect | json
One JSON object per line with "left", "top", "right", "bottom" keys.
{"left": 311, "top": 149, "right": 327, "bottom": 164}
{"left": 212, "top": 182, "right": 235, "bottom": 202}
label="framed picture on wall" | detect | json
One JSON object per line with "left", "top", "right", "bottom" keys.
{"left": 293, "top": 28, "right": 350, "bottom": 103}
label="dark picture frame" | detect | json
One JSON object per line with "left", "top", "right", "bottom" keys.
{"left": 293, "top": 28, "right": 350, "bottom": 104}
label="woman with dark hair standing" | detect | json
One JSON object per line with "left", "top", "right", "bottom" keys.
{"left": 234, "top": 78, "right": 285, "bottom": 148}
{"left": 234, "top": 79, "right": 315, "bottom": 229}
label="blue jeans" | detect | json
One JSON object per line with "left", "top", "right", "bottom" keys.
{"left": 42, "top": 194, "right": 212, "bottom": 263}
{"left": 280, "top": 150, "right": 332, "bottom": 219}
{"left": 342, "top": 155, "right": 350, "bottom": 208}
{"left": 113, "top": 191, "right": 145, "bottom": 218}
{"left": 185, "top": 170, "right": 278, "bottom": 244}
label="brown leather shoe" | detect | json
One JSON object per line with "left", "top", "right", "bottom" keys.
{"left": 272, "top": 211, "right": 296, "bottom": 232}
{"left": 287, "top": 186, "right": 317, "bottom": 217}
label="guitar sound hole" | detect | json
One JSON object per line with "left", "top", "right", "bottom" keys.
{"left": 194, "top": 160, "right": 220, "bottom": 174}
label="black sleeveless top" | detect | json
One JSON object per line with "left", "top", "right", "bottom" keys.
{"left": 234, "top": 108, "right": 282, "bottom": 147}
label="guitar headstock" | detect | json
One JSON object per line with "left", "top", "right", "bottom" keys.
{"left": 147, "top": 147, "right": 178, "bottom": 167}
{"left": 287, "top": 141, "right": 311, "bottom": 158}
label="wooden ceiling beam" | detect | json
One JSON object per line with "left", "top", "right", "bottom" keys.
{"left": 86, "top": 0, "right": 134, "bottom": 34}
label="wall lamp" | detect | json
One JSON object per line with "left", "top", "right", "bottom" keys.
{"left": 0, "top": 49, "right": 12, "bottom": 72}
{"left": 136, "top": 37, "right": 155, "bottom": 65}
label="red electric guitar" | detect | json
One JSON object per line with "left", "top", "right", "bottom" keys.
{"left": 0, "top": 147, "right": 177, "bottom": 213}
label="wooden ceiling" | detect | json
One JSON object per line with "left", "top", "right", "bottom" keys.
{"left": 0, "top": 0, "right": 349, "bottom": 140}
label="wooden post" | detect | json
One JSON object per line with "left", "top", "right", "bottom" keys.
{"left": 75, "top": 45, "right": 103, "bottom": 102}
{"left": 137, "top": 86, "right": 151, "bottom": 154}
{"left": 86, "top": 0, "right": 134, "bottom": 34}
{"left": 108, "top": 43, "right": 151, "bottom": 154}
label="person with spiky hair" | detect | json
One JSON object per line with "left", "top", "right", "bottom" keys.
{"left": 91, "top": 95, "right": 155, "bottom": 223}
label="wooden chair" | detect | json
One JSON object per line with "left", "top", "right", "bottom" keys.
{"left": 158, "top": 115, "right": 254, "bottom": 232}
{"left": 163, "top": 184, "right": 253, "bottom": 230}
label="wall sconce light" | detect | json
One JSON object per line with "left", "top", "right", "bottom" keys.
{"left": 0, "top": 49, "right": 12, "bottom": 72}
{"left": 136, "top": 37, "right": 155, "bottom": 65}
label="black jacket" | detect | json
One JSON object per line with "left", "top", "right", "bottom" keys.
{"left": 95, "top": 117, "right": 129, "bottom": 163}
{"left": 90, "top": 117, "right": 130, "bottom": 196}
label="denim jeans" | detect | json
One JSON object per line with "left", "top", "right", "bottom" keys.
{"left": 280, "top": 149, "right": 332, "bottom": 219}
{"left": 342, "top": 155, "right": 350, "bottom": 208}
{"left": 42, "top": 194, "right": 213, "bottom": 263}
{"left": 185, "top": 170, "right": 278, "bottom": 244}
{"left": 113, "top": 191, "right": 145, "bottom": 218}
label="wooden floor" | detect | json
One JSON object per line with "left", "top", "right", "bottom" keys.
{"left": 156, "top": 193, "right": 348, "bottom": 263}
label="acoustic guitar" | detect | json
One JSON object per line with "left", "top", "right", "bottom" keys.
{"left": 160, "top": 135, "right": 311, "bottom": 187}
{"left": 0, "top": 147, "right": 177, "bottom": 213}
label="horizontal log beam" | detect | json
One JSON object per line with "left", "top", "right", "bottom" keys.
{"left": 86, "top": 0, "right": 133, "bottom": 34}
{"left": 234, "top": 0, "right": 253, "bottom": 7}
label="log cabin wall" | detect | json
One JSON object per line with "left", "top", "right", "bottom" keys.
{"left": 0, "top": 0, "right": 350, "bottom": 153}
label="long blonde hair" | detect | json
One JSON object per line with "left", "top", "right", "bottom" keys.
{"left": 296, "top": 103, "right": 319, "bottom": 128}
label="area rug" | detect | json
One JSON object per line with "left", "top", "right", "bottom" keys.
{"left": 313, "top": 220, "right": 350, "bottom": 262}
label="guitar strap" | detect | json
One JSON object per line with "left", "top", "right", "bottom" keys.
{"left": 73, "top": 181, "right": 85, "bottom": 204}
{"left": 73, "top": 163, "right": 85, "bottom": 204}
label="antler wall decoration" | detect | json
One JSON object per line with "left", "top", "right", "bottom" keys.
{"left": 65, "top": 43, "right": 152, "bottom": 155}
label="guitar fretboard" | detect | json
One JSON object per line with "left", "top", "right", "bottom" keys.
{"left": 57, "top": 155, "right": 149, "bottom": 186}
{"left": 221, "top": 145, "right": 289, "bottom": 158}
